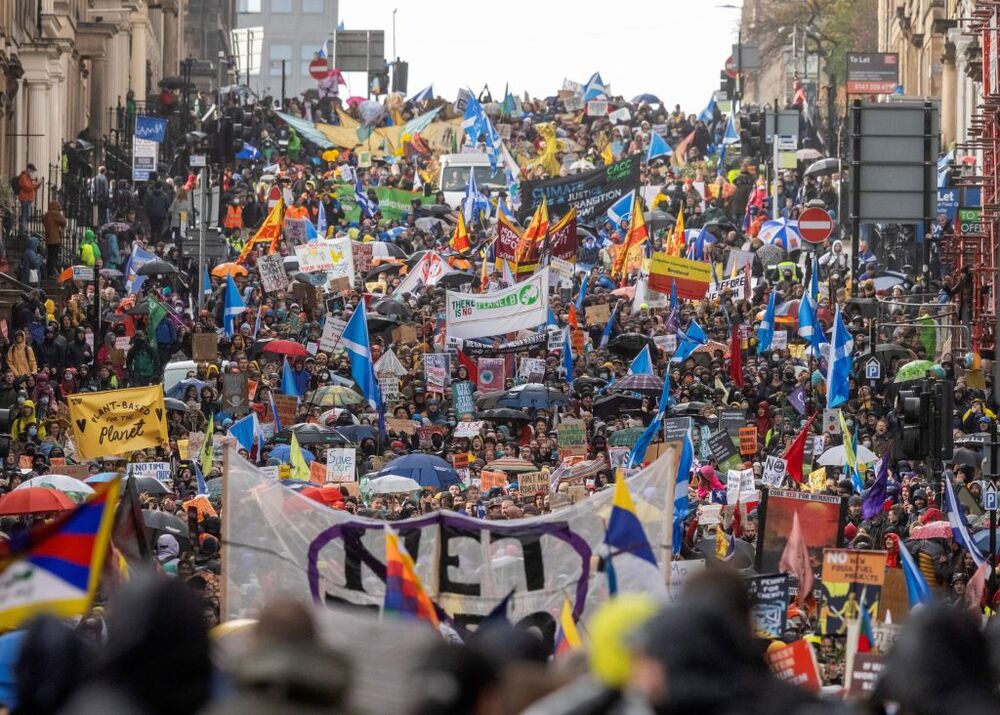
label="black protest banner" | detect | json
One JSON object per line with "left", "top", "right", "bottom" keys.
{"left": 519, "top": 155, "right": 640, "bottom": 222}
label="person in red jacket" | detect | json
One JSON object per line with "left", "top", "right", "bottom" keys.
{"left": 16, "top": 163, "right": 42, "bottom": 232}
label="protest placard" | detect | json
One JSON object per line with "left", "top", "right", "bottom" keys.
{"left": 765, "top": 640, "right": 821, "bottom": 693}
{"left": 453, "top": 421, "right": 484, "bottom": 439}
{"left": 451, "top": 381, "right": 475, "bottom": 415}
{"left": 762, "top": 455, "right": 787, "bottom": 487}
{"left": 319, "top": 318, "right": 347, "bottom": 352}
{"left": 517, "top": 471, "right": 549, "bottom": 495}
{"left": 192, "top": 333, "right": 219, "bottom": 362}
{"left": 738, "top": 426, "right": 758, "bottom": 455}
{"left": 518, "top": 357, "right": 546, "bottom": 383}
{"left": 128, "top": 461, "right": 172, "bottom": 486}
{"left": 748, "top": 573, "right": 790, "bottom": 639}
{"left": 557, "top": 418, "right": 587, "bottom": 458}
{"left": 258, "top": 253, "right": 289, "bottom": 293}
{"left": 585, "top": 303, "right": 610, "bottom": 326}
{"left": 271, "top": 394, "right": 298, "bottom": 431}
{"left": 668, "top": 559, "right": 705, "bottom": 603}
{"left": 325, "top": 448, "right": 356, "bottom": 482}
{"left": 222, "top": 373, "right": 249, "bottom": 416}
{"left": 351, "top": 242, "right": 374, "bottom": 276}
{"left": 479, "top": 470, "right": 507, "bottom": 492}
{"left": 67, "top": 385, "right": 169, "bottom": 459}
{"left": 379, "top": 377, "right": 400, "bottom": 403}
{"left": 772, "top": 330, "right": 788, "bottom": 350}
{"left": 385, "top": 417, "right": 416, "bottom": 435}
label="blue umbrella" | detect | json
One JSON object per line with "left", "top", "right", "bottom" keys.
{"left": 84, "top": 472, "right": 118, "bottom": 484}
{"left": 268, "top": 444, "right": 316, "bottom": 465}
{"left": 759, "top": 218, "right": 804, "bottom": 252}
{"left": 632, "top": 93, "right": 661, "bottom": 105}
{"left": 496, "top": 383, "right": 569, "bottom": 410}
{"left": 0, "top": 630, "right": 24, "bottom": 710}
{"left": 167, "top": 378, "right": 208, "bottom": 400}
{"left": 374, "top": 454, "right": 459, "bottom": 489}
{"left": 334, "top": 425, "right": 379, "bottom": 443}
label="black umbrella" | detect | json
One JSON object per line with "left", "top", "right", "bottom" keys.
{"left": 379, "top": 242, "right": 408, "bottom": 258}
{"left": 670, "top": 401, "right": 711, "bottom": 417}
{"left": 332, "top": 424, "right": 379, "bottom": 443}
{"left": 406, "top": 250, "right": 430, "bottom": 268}
{"left": 592, "top": 393, "right": 643, "bottom": 419}
{"left": 271, "top": 423, "right": 349, "bottom": 446}
{"left": 437, "top": 271, "right": 477, "bottom": 288}
{"left": 496, "top": 383, "right": 569, "bottom": 410}
{"left": 143, "top": 509, "right": 191, "bottom": 552}
{"left": 135, "top": 259, "right": 179, "bottom": 276}
{"left": 163, "top": 397, "right": 190, "bottom": 412}
{"left": 365, "top": 263, "right": 404, "bottom": 281}
{"left": 159, "top": 76, "right": 193, "bottom": 90}
{"left": 644, "top": 211, "right": 675, "bottom": 230}
{"left": 476, "top": 407, "right": 532, "bottom": 422}
{"left": 608, "top": 333, "right": 656, "bottom": 358}
{"left": 367, "top": 314, "right": 402, "bottom": 333}
{"left": 130, "top": 475, "right": 170, "bottom": 495}
{"left": 415, "top": 204, "right": 453, "bottom": 218}
{"left": 373, "top": 298, "right": 412, "bottom": 320}
{"left": 572, "top": 376, "right": 608, "bottom": 393}
{"left": 803, "top": 157, "right": 841, "bottom": 179}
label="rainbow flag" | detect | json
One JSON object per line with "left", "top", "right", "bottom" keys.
{"left": 0, "top": 480, "right": 120, "bottom": 629}
{"left": 383, "top": 528, "right": 439, "bottom": 628}
{"left": 553, "top": 596, "right": 582, "bottom": 656}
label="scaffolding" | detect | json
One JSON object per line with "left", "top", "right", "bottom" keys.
{"left": 949, "top": 1, "right": 1000, "bottom": 354}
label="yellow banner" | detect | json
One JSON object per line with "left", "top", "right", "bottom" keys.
{"left": 67, "top": 385, "right": 169, "bottom": 459}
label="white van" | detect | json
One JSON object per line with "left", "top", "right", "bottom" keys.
{"left": 439, "top": 153, "right": 508, "bottom": 208}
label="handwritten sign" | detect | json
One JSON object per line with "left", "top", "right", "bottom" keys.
{"left": 453, "top": 421, "right": 484, "bottom": 439}
{"left": 479, "top": 470, "right": 507, "bottom": 492}
{"left": 385, "top": 417, "right": 416, "bottom": 435}
{"left": 258, "top": 253, "right": 289, "bottom": 293}
{"left": 271, "top": 394, "right": 298, "bottom": 431}
{"left": 517, "top": 471, "right": 548, "bottom": 495}
{"left": 762, "top": 455, "right": 787, "bottom": 487}
{"left": 191, "top": 333, "right": 219, "bottom": 362}
{"left": 325, "top": 448, "right": 356, "bottom": 482}
{"left": 451, "top": 381, "right": 475, "bottom": 415}
{"left": 738, "top": 425, "right": 758, "bottom": 455}
{"left": 128, "top": 461, "right": 173, "bottom": 486}
{"left": 557, "top": 418, "right": 587, "bottom": 458}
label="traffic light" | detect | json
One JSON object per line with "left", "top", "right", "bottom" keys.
{"left": 719, "top": 70, "right": 734, "bottom": 99}
{"left": 392, "top": 60, "right": 409, "bottom": 94}
{"left": 739, "top": 108, "right": 767, "bottom": 159}
{"left": 894, "top": 379, "right": 954, "bottom": 461}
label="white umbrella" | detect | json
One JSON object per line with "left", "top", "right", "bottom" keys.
{"left": 15, "top": 475, "right": 95, "bottom": 501}
{"left": 817, "top": 444, "right": 879, "bottom": 467}
{"left": 366, "top": 475, "right": 422, "bottom": 494}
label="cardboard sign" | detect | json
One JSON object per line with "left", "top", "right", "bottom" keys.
{"left": 222, "top": 372, "right": 249, "bottom": 416}
{"left": 821, "top": 549, "right": 887, "bottom": 586}
{"left": 309, "top": 459, "right": 327, "bottom": 485}
{"left": 258, "top": 253, "right": 289, "bottom": 293}
{"left": 771, "top": 329, "right": 788, "bottom": 350}
{"left": 379, "top": 376, "right": 400, "bottom": 403}
{"left": 191, "top": 333, "right": 219, "bottom": 362}
{"left": 271, "top": 394, "right": 299, "bottom": 431}
{"left": 325, "top": 448, "right": 356, "bottom": 482}
{"left": 748, "top": 573, "right": 790, "bottom": 639}
{"left": 571, "top": 328, "right": 586, "bottom": 354}
{"left": 557, "top": 418, "right": 588, "bottom": 458}
{"left": 292, "top": 282, "right": 323, "bottom": 308}
{"left": 319, "top": 318, "right": 347, "bottom": 353}
{"left": 762, "top": 455, "right": 787, "bottom": 487}
{"left": 668, "top": 559, "right": 705, "bottom": 603}
{"left": 585, "top": 303, "right": 610, "bottom": 326}
{"left": 517, "top": 471, "right": 549, "bottom": 495}
{"left": 479, "top": 470, "right": 507, "bottom": 492}
{"left": 385, "top": 417, "right": 416, "bottom": 435}
{"left": 453, "top": 421, "right": 484, "bottom": 438}
{"left": 847, "top": 653, "right": 887, "bottom": 699}
{"left": 765, "top": 639, "right": 821, "bottom": 693}
{"left": 392, "top": 324, "right": 418, "bottom": 345}
{"left": 738, "top": 426, "right": 758, "bottom": 455}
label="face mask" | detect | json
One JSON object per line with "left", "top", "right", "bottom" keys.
{"left": 28, "top": 427, "right": 37, "bottom": 437}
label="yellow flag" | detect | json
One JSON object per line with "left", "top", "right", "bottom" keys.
{"left": 67, "top": 385, "right": 169, "bottom": 459}
{"left": 237, "top": 200, "right": 283, "bottom": 263}
{"left": 289, "top": 432, "right": 310, "bottom": 481}
{"left": 201, "top": 414, "right": 214, "bottom": 476}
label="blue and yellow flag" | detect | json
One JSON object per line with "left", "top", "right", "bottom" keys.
{"left": 604, "top": 476, "right": 664, "bottom": 595}
{"left": 0, "top": 480, "right": 120, "bottom": 629}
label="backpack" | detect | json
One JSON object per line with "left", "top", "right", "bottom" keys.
{"left": 9, "top": 175, "right": 19, "bottom": 197}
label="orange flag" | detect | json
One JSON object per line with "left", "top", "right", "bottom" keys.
{"left": 449, "top": 211, "right": 471, "bottom": 254}
{"left": 611, "top": 194, "right": 648, "bottom": 279}
{"left": 238, "top": 200, "right": 284, "bottom": 263}
{"left": 514, "top": 198, "right": 549, "bottom": 276}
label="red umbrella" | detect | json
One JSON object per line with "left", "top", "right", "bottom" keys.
{"left": 345, "top": 96, "right": 366, "bottom": 106}
{"left": 262, "top": 339, "right": 310, "bottom": 358}
{"left": 0, "top": 487, "right": 76, "bottom": 515}
{"left": 301, "top": 485, "right": 345, "bottom": 509}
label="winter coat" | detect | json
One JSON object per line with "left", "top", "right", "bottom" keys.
{"left": 41, "top": 200, "right": 67, "bottom": 246}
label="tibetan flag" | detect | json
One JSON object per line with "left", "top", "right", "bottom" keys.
{"left": 0, "top": 479, "right": 120, "bottom": 629}
{"left": 383, "top": 527, "right": 439, "bottom": 628}
{"left": 604, "top": 475, "right": 664, "bottom": 594}
{"left": 553, "top": 596, "right": 582, "bottom": 656}
{"left": 449, "top": 210, "right": 471, "bottom": 254}
{"left": 238, "top": 199, "right": 283, "bottom": 263}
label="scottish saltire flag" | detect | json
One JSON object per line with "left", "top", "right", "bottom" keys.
{"left": 756, "top": 289, "right": 776, "bottom": 355}
{"left": 604, "top": 475, "right": 665, "bottom": 595}
{"left": 342, "top": 305, "right": 381, "bottom": 409}
{"left": 697, "top": 95, "right": 717, "bottom": 124}
{"left": 0, "top": 479, "right": 120, "bottom": 629}
{"left": 673, "top": 434, "right": 693, "bottom": 553}
{"left": 600, "top": 303, "right": 619, "bottom": 348}
{"left": 575, "top": 274, "right": 589, "bottom": 311}
{"left": 826, "top": 305, "right": 853, "bottom": 408}
{"left": 563, "top": 329, "right": 574, "bottom": 381}
{"left": 125, "top": 245, "right": 157, "bottom": 294}
{"left": 408, "top": 85, "right": 433, "bottom": 103}
{"left": 384, "top": 527, "right": 439, "bottom": 627}
{"left": 193, "top": 460, "right": 209, "bottom": 496}
{"left": 582, "top": 72, "right": 608, "bottom": 101}
{"left": 463, "top": 169, "right": 490, "bottom": 224}
{"left": 897, "top": 537, "right": 932, "bottom": 607}
{"left": 223, "top": 274, "right": 245, "bottom": 338}
{"left": 354, "top": 176, "right": 377, "bottom": 218}
{"left": 944, "top": 476, "right": 986, "bottom": 567}
{"left": 607, "top": 191, "right": 634, "bottom": 229}
{"left": 628, "top": 345, "right": 653, "bottom": 375}
{"left": 228, "top": 412, "right": 262, "bottom": 454}
{"left": 269, "top": 390, "right": 282, "bottom": 432}
{"left": 553, "top": 596, "right": 582, "bottom": 655}
{"left": 673, "top": 320, "right": 707, "bottom": 363}
{"left": 253, "top": 303, "right": 263, "bottom": 338}
{"left": 281, "top": 358, "right": 299, "bottom": 398}
{"left": 722, "top": 113, "right": 740, "bottom": 144}
{"left": 646, "top": 132, "right": 672, "bottom": 162}
{"left": 462, "top": 93, "right": 501, "bottom": 174}
{"left": 202, "top": 265, "right": 212, "bottom": 295}
{"left": 304, "top": 217, "right": 319, "bottom": 242}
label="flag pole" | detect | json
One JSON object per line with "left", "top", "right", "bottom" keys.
{"left": 220, "top": 441, "right": 230, "bottom": 620}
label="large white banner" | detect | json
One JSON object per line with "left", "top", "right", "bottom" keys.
{"left": 444, "top": 268, "right": 550, "bottom": 340}
{"left": 222, "top": 443, "right": 679, "bottom": 633}
{"left": 294, "top": 238, "right": 353, "bottom": 279}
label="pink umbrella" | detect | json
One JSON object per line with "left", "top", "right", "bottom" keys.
{"left": 345, "top": 96, "right": 366, "bottom": 106}
{"left": 611, "top": 286, "right": 635, "bottom": 298}
{"left": 910, "top": 520, "right": 953, "bottom": 540}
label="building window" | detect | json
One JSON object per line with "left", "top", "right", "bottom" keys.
{"left": 269, "top": 44, "right": 292, "bottom": 76}
{"left": 271, "top": 0, "right": 293, "bottom": 12}
{"left": 238, "top": 0, "right": 262, "bottom": 12}
{"left": 302, "top": 0, "right": 324, "bottom": 12}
